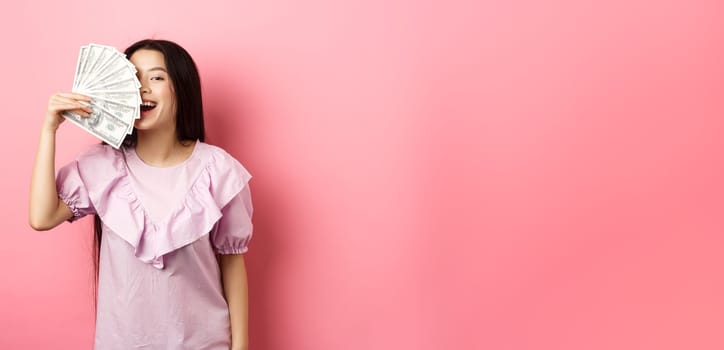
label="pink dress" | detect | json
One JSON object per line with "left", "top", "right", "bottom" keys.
{"left": 56, "top": 141, "right": 253, "bottom": 350}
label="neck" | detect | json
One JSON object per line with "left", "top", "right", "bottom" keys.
{"left": 135, "top": 127, "right": 193, "bottom": 167}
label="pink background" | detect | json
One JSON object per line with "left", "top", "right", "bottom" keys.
{"left": 1, "top": 0, "right": 724, "bottom": 349}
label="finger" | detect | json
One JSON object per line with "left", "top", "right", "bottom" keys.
{"left": 51, "top": 97, "right": 92, "bottom": 111}
{"left": 50, "top": 94, "right": 83, "bottom": 103}
{"left": 56, "top": 92, "right": 92, "bottom": 101}
{"left": 63, "top": 107, "right": 91, "bottom": 117}
{"left": 74, "top": 108, "right": 91, "bottom": 117}
{"left": 51, "top": 103, "right": 91, "bottom": 113}
{"left": 51, "top": 95, "right": 80, "bottom": 105}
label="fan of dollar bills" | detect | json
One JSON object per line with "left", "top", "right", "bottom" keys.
{"left": 62, "top": 43, "right": 142, "bottom": 149}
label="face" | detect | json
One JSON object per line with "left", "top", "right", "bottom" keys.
{"left": 129, "top": 49, "right": 177, "bottom": 132}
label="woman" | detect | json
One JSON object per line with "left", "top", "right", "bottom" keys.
{"left": 29, "top": 39, "right": 252, "bottom": 350}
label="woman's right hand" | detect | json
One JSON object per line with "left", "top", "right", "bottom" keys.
{"left": 43, "top": 92, "right": 93, "bottom": 132}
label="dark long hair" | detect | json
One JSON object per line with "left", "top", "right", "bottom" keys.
{"left": 92, "top": 39, "right": 206, "bottom": 303}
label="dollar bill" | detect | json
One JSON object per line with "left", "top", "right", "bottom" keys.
{"left": 77, "top": 45, "right": 102, "bottom": 89}
{"left": 81, "top": 90, "right": 141, "bottom": 109}
{"left": 87, "top": 99, "right": 139, "bottom": 135}
{"left": 85, "top": 64, "right": 125, "bottom": 89}
{"left": 62, "top": 108, "right": 130, "bottom": 148}
{"left": 72, "top": 46, "right": 88, "bottom": 91}
{"left": 86, "top": 58, "right": 138, "bottom": 91}
{"left": 64, "top": 43, "right": 142, "bottom": 148}
{"left": 89, "top": 76, "right": 141, "bottom": 92}
{"left": 81, "top": 45, "right": 115, "bottom": 88}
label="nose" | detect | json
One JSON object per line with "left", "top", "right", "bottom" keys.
{"left": 141, "top": 86, "right": 151, "bottom": 94}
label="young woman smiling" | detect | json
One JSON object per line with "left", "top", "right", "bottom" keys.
{"left": 29, "top": 39, "right": 253, "bottom": 350}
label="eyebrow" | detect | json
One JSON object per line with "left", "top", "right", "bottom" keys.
{"left": 147, "top": 67, "right": 168, "bottom": 72}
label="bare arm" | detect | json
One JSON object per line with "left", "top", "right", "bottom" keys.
{"left": 28, "top": 93, "right": 92, "bottom": 231}
{"left": 219, "top": 253, "right": 250, "bottom": 350}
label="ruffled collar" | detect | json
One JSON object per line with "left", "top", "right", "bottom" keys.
{"left": 77, "top": 142, "right": 252, "bottom": 269}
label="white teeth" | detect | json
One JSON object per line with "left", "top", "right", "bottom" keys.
{"left": 141, "top": 101, "right": 157, "bottom": 108}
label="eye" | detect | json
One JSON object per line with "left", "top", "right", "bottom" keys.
{"left": 150, "top": 76, "right": 165, "bottom": 81}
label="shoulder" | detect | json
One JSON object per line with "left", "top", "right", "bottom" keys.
{"left": 198, "top": 142, "right": 242, "bottom": 164}
{"left": 72, "top": 143, "right": 126, "bottom": 177}
{"left": 196, "top": 142, "right": 253, "bottom": 207}
{"left": 75, "top": 143, "right": 123, "bottom": 163}
{"left": 197, "top": 142, "right": 252, "bottom": 179}
{"left": 192, "top": 142, "right": 253, "bottom": 207}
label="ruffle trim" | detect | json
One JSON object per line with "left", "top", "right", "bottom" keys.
{"left": 215, "top": 246, "right": 250, "bottom": 255}
{"left": 80, "top": 143, "right": 251, "bottom": 269}
{"left": 58, "top": 192, "right": 82, "bottom": 222}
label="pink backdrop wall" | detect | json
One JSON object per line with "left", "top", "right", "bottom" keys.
{"left": 1, "top": 0, "right": 723, "bottom": 349}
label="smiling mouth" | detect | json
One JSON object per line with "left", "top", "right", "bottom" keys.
{"left": 140, "top": 101, "right": 157, "bottom": 112}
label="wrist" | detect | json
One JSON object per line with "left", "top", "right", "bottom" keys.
{"left": 41, "top": 117, "right": 61, "bottom": 133}
{"left": 41, "top": 125, "right": 59, "bottom": 135}
{"left": 42, "top": 112, "right": 64, "bottom": 133}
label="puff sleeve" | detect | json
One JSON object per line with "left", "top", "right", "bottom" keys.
{"left": 56, "top": 159, "right": 96, "bottom": 222}
{"left": 210, "top": 182, "right": 254, "bottom": 254}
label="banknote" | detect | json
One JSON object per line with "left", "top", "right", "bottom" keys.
{"left": 89, "top": 76, "right": 141, "bottom": 92}
{"left": 88, "top": 98, "right": 139, "bottom": 135}
{"left": 62, "top": 107, "right": 129, "bottom": 148}
{"left": 85, "top": 54, "right": 138, "bottom": 90}
{"left": 72, "top": 46, "right": 87, "bottom": 91}
{"left": 64, "top": 43, "right": 141, "bottom": 148}
{"left": 82, "top": 45, "right": 115, "bottom": 86}
{"left": 83, "top": 90, "right": 141, "bottom": 109}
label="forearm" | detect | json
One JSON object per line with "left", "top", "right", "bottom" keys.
{"left": 29, "top": 93, "right": 90, "bottom": 230}
{"left": 29, "top": 127, "right": 67, "bottom": 230}
{"left": 220, "top": 254, "right": 249, "bottom": 350}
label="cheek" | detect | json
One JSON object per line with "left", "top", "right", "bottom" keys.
{"left": 165, "top": 85, "right": 177, "bottom": 106}
{"left": 158, "top": 88, "right": 175, "bottom": 104}
{"left": 163, "top": 88, "right": 178, "bottom": 115}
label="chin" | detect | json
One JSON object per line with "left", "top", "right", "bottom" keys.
{"left": 134, "top": 120, "right": 151, "bottom": 130}
{"left": 135, "top": 117, "right": 174, "bottom": 132}
{"left": 134, "top": 120, "right": 158, "bottom": 131}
